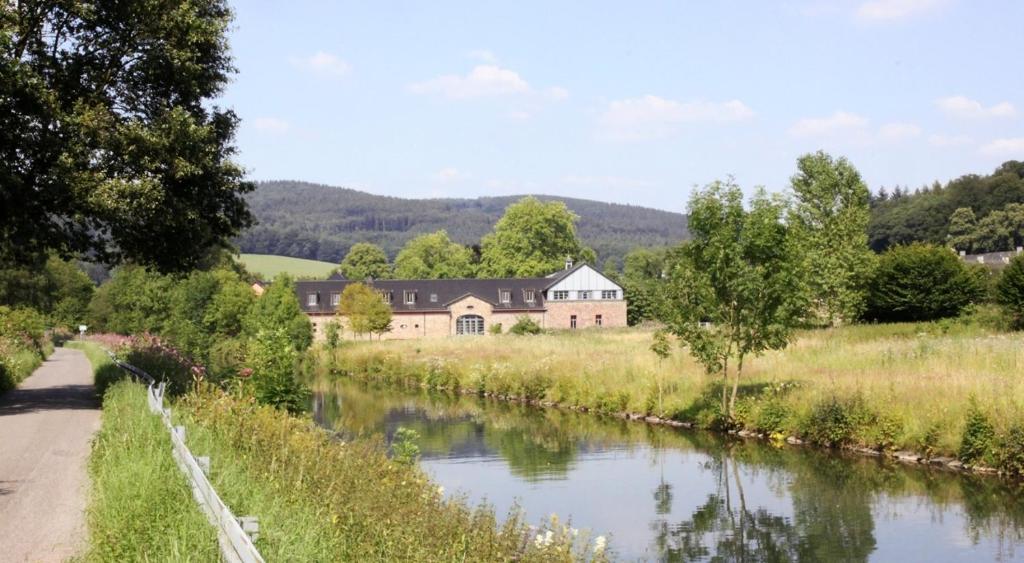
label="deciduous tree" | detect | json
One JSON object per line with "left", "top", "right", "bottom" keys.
{"left": 1, "top": 0, "right": 253, "bottom": 272}
{"left": 338, "top": 283, "right": 392, "bottom": 339}
{"left": 790, "top": 152, "right": 873, "bottom": 325}
{"left": 243, "top": 273, "right": 313, "bottom": 351}
{"left": 996, "top": 254, "right": 1024, "bottom": 329}
{"left": 338, "top": 243, "right": 392, "bottom": 281}
{"left": 661, "top": 180, "right": 807, "bottom": 420}
{"left": 478, "top": 197, "right": 590, "bottom": 277}
{"left": 393, "top": 230, "right": 474, "bottom": 279}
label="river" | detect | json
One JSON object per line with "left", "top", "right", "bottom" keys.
{"left": 312, "top": 379, "right": 1024, "bottom": 561}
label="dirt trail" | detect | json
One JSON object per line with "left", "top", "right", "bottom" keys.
{"left": 0, "top": 348, "right": 99, "bottom": 562}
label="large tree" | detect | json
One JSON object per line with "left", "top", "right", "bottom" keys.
{"left": 478, "top": 196, "right": 591, "bottom": 277}
{"left": 242, "top": 273, "right": 312, "bottom": 351}
{"left": 790, "top": 152, "right": 873, "bottom": 326}
{"left": 393, "top": 230, "right": 474, "bottom": 279}
{"left": 661, "top": 180, "right": 807, "bottom": 419}
{"left": 338, "top": 282, "right": 392, "bottom": 339}
{"left": 1, "top": 1, "right": 252, "bottom": 272}
{"left": 337, "top": 243, "right": 392, "bottom": 281}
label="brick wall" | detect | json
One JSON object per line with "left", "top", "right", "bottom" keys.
{"left": 545, "top": 300, "right": 627, "bottom": 329}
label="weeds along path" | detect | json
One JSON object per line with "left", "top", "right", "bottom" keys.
{"left": 0, "top": 347, "right": 99, "bottom": 562}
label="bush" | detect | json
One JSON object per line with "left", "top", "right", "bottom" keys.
{"left": 864, "top": 243, "right": 984, "bottom": 322}
{"left": 996, "top": 423, "right": 1024, "bottom": 476}
{"left": 509, "top": 316, "right": 542, "bottom": 335}
{"left": 324, "top": 321, "right": 341, "bottom": 348}
{"left": 995, "top": 253, "right": 1024, "bottom": 329}
{"left": 246, "top": 327, "right": 310, "bottom": 414}
{"left": 958, "top": 399, "right": 995, "bottom": 465}
{"left": 488, "top": 323, "right": 503, "bottom": 335}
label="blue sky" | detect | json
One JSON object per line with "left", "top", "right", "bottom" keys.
{"left": 224, "top": 0, "right": 1024, "bottom": 213}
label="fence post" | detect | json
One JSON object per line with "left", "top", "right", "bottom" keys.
{"left": 196, "top": 456, "right": 211, "bottom": 475}
{"left": 238, "top": 516, "right": 260, "bottom": 543}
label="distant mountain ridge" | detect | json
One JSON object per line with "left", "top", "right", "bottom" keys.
{"left": 235, "top": 181, "right": 689, "bottom": 267}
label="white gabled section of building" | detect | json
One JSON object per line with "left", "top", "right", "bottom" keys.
{"left": 544, "top": 264, "right": 623, "bottom": 300}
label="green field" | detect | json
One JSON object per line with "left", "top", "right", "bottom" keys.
{"left": 238, "top": 254, "right": 336, "bottom": 280}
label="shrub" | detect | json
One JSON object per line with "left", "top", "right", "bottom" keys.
{"left": 958, "top": 399, "right": 995, "bottom": 465}
{"left": 995, "top": 254, "right": 1024, "bottom": 329}
{"left": 245, "top": 327, "right": 310, "bottom": 414}
{"left": 392, "top": 427, "right": 421, "bottom": 465}
{"left": 0, "top": 306, "right": 47, "bottom": 352}
{"left": 324, "top": 321, "right": 341, "bottom": 348}
{"left": 488, "top": 323, "right": 503, "bottom": 335}
{"left": 802, "top": 397, "right": 858, "bottom": 447}
{"left": 864, "top": 243, "right": 983, "bottom": 322}
{"left": 996, "top": 423, "right": 1024, "bottom": 476}
{"left": 509, "top": 316, "right": 542, "bottom": 335}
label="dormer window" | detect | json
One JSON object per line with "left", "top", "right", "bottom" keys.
{"left": 430, "top": 293, "right": 438, "bottom": 303}
{"left": 524, "top": 289, "right": 535, "bottom": 303}
{"left": 404, "top": 290, "right": 417, "bottom": 305}
{"left": 379, "top": 290, "right": 393, "bottom": 303}
{"left": 499, "top": 289, "right": 512, "bottom": 304}
{"left": 307, "top": 293, "right": 318, "bottom": 306}
{"left": 330, "top": 292, "right": 341, "bottom": 306}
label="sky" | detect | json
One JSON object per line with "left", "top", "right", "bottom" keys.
{"left": 223, "top": 0, "right": 1024, "bottom": 213}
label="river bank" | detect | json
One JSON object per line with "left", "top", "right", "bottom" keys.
{"left": 307, "top": 320, "right": 1024, "bottom": 477}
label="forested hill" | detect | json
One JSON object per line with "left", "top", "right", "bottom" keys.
{"left": 235, "top": 181, "right": 689, "bottom": 267}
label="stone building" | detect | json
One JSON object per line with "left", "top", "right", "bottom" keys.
{"left": 294, "top": 262, "right": 627, "bottom": 340}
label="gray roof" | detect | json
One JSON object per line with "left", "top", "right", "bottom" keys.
{"left": 296, "top": 277, "right": 550, "bottom": 314}
{"left": 961, "top": 249, "right": 1023, "bottom": 269}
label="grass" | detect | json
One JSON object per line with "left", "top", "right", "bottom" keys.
{"left": 174, "top": 388, "right": 605, "bottom": 562}
{"left": 310, "top": 313, "right": 1024, "bottom": 468}
{"left": 70, "top": 342, "right": 218, "bottom": 562}
{"left": 238, "top": 253, "right": 336, "bottom": 280}
{"left": 0, "top": 347, "right": 44, "bottom": 394}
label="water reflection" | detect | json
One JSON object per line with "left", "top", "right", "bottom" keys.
{"left": 312, "top": 380, "right": 1024, "bottom": 561}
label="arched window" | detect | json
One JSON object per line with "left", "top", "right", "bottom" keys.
{"left": 456, "top": 314, "right": 485, "bottom": 335}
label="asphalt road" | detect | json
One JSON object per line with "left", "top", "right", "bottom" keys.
{"left": 0, "top": 348, "right": 99, "bottom": 562}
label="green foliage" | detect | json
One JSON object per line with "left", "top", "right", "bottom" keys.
{"left": 509, "top": 316, "right": 543, "bottom": 335}
{"left": 0, "top": 256, "right": 94, "bottom": 329}
{"left": 0, "top": 305, "right": 46, "bottom": 350}
{"left": 338, "top": 242, "right": 393, "bottom": 281}
{"left": 479, "top": 196, "right": 588, "bottom": 277}
{"left": 392, "top": 427, "right": 421, "bottom": 465}
{"left": 393, "top": 230, "right": 475, "bottom": 279}
{"left": 661, "top": 180, "right": 808, "bottom": 417}
{"left": 790, "top": 151, "right": 874, "bottom": 325}
{"left": 0, "top": 0, "right": 253, "bottom": 272}
{"left": 81, "top": 382, "right": 217, "bottom": 561}
{"left": 959, "top": 399, "right": 995, "bottom": 465}
{"left": 243, "top": 273, "right": 313, "bottom": 351}
{"left": 324, "top": 321, "right": 341, "bottom": 349}
{"left": 949, "top": 203, "right": 1024, "bottom": 253}
{"left": 488, "top": 323, "right": 503, "bottom": 335}
{"left": 800, "top": 397, "right": 861, "bottom": 447}
{"left": 237, "top": 181, "right": 688, "bottom": 269}
{"left": 947, "top": 207, "right": 978, "bottom": 252}
{"left": 995, "top": 424, "right": 1024, "bottom": 476}
{"left": 246, "top": 327, "right": 310, "bottom": 414}
{"left": 87, "top": 266, "right": 174, "bottom": 335}
{"left": 995, "top": 254, "right": 1024, "bottom": 329}
{"left": 621, "top": 247, "right": 670, "bottom": 325}
{"left": 869, "top": 160, "right": 1024, "bottom": 252}
{"left": 864, "top": 243, "right": 983, "bottom": 322}
{"left": 338, "top": 283, "right": 393, "bottom": 339}
{"left": 650, "top": 330, "right": 671, "bottom": 361}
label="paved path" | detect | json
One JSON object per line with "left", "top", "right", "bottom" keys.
{"left": 0, "top": 348, "right": 99, "bottom": 562}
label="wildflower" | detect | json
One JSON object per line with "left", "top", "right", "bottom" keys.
{"left": 594, "top": 535, "right": 606, "bottom": 555}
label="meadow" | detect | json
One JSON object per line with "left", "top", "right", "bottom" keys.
{"left": 238, "top": 253, "right": 337, "bottom": 279}
{"left": 311, "top": 314, "right": 1024, "bottom": 470}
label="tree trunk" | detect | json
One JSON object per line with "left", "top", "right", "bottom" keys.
{"left": 720, "top": 357, "right": 730, "bottom": 415}
{"left": 728, "top": 355, "right": 744, "bottom": 418}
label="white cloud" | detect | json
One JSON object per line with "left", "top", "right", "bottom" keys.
{"left": 928, "top": 134, "right": 974, "bottom": 147}
{"left": 252, "top": 117, "right": 290, "bottom": 133}
{"left": 788, "top": 111, "right": 868, "bottom": 137}
{"left": 466, "top": 49, "right": 498, "bottom": 63}
{"left": 561, "top": 175, "right": 653, "bottom": 189}
{"left": 979, "top": 138, "right": 1024, "bottom": 157}
{"left": 546, "top": 86, "right": 570, "bottom": 101}
{"left": 598, "top": 95, "right": 754, "bottom": 141}
{"left": 878, "top": 122, "right": 922, "bottom": 140}
{"left": 856, "top": 0, "right": 943, "bottom": 21}
{"left": 436, "top": 167, "right": 469, "bottom": 182}
{"left": 290, "top": 51, "right": 351, "bottom": 78}
{"left": 410, "top": 65, "right": 531, "bottom": 99}
{"left": 936, "top": 96, "right": 1017, "bottom": 119}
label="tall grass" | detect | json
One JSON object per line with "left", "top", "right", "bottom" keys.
{"left": 177, "top": 388, "right": 606, "bottom": 562}
{"left": 311, "top": 318, "right": 1024, "bottom": 466}
{"left": 81, "top": 381, "right": 218, "bottom": 562}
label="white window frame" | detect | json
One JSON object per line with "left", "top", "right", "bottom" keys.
{"left": 307, "top": 293, "right": 318, "bottom": 306}
{"left": 524, "top": 289, "right": 536, "bottom": 303}
{"left": 430, "top": 293, "right": 438, "bottom": 303}
{"left": 380, "top": 290, "right": 393, "bottom": 303}
{"left": 601, "top": 290, "right": 618, "bottom": 300}
{"left": 330, "top": 292, "right": 341, "bottom": 306}
{"left": 552, "top": 290, "right": 569, "bottom": 300}
{"left": 499, "top": 289, "right": 512, "bottom": 304}
{"left": 579, "top": 290, "right": 591, "bottom": 300}
{"left": 404, "top": 290, "right": 417, "bottom": 305}
{"left": 456, "top": 314, "right": 485, "bottom": 335}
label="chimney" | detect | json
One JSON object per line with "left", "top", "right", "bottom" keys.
{"left": 565, "top": 257, "right": 573, "bottom": 270}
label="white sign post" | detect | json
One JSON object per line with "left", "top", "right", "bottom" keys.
{"left": 78, "top": 324, "right": 87, "bottom": 337}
